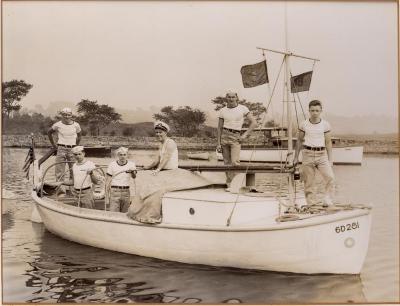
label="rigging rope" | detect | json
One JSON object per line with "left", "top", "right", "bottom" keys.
{"left": 226, "top": 53, "right": 287, "bottom": 226}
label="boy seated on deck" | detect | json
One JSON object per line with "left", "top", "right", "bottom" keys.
{"left": 70, "top": 146, "right": 101, "bottom": 209}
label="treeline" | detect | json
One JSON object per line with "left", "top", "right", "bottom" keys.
{"left": 2, "top": 79, "right": 276, "bottom": 137}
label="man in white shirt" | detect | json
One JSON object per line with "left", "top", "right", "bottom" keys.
{"left": 294, "top": 100, "right": 335, "bottom": 207}
{"left": 71, "top": 146, "right": 99, "bottom": 209}
{"left": 216, "top": 91, "right": 257, "bottom": 186}
{"left": 47, "top": 107, "right": 82, "bottom": 182}
{"left": 105, "top": 147, "right": 137, "bottom": 213}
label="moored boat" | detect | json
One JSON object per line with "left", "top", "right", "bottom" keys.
{"left": 216, "top": 128, "right": 363, "bottom": 165}
{"left": 31, "top": 187, "right": 371, "bottom": 274}
{"left": 28, "top": 150, "right": 372, "bottom": 274}
{"left": 27, "top": 44, "right": 372, "bottom": 275}
{"left": 84, "top": 146, "right": 112, "bottom": 158}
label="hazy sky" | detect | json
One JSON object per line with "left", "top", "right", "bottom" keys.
{"left": 3, "top": 1, "right": 398, "bottom": 122}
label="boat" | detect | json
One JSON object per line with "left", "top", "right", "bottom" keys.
{"left": 84, "top": 145, "right": 112, "bottom": 158}
{"left": 40, "top": 145, "right": 112, "bottom": 160}
{"left": 216, "top": 127, "right": 364, "bottom": 165}
{"left": 187, "top": 151, "right": 210, "bottom": 160}
{"left": 27, "top": 45, "right": 372, "bottom": 274}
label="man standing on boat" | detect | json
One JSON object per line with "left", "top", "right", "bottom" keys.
{"left": 293, "top": 100, "right": 335, "bottom": 207}
{"left": 47, "top": 107, "right": 82, "bottom": 184}
{"left": 105, "top": 147, "right": 137, "bottom": 213}
{"left": 216, "top": 90, "right": 257, "bottom": 187}
{"left": 70, "top": 146, "right": 99, "bottom": 209}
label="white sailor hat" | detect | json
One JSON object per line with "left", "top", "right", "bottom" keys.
{"left": 71, "top": 146, "right": 84, "bottom": 154}
{"left": 116, "top": 146, "right": 129, "bottom": 154}
{"left": 226, "top": 90, "right": 238, "bottom": 98}
{"left": 60, "top": 107, "right": 73, "bottom": 115}
{"left": 154, "top": 121, "right": 170, "bottom": 132}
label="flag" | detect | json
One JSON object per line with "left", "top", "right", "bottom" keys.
{"left": 240, "top": 60, "right": 269, "bottom": 88}
{"left": 22, "top": 146, "right": 34, "bottom": 179}
{"left": 290, "top": 71, "right": 313, "bottom": 93}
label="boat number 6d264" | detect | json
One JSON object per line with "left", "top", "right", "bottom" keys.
{"left": 335, "top": 221, "right": 360, "bottom": 233}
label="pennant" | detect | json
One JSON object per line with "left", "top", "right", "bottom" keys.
{"left": 290, "top": 71, "right": 313, "bottom": 93}
{"left": 240, "top": 60, "right": 269, "bottom": 88}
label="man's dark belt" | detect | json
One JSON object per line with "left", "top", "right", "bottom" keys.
{"left": 58, "top": 144, "right": 76, "bottom": 148}
{"left": 74, "top": 186, "right": 91, "bottom": 191}
{"left": 111, "top": 186, "right": 129, "bottom": 189}
{"left": 303, "top": 145, "right": 325, "bottom": 151}
{"left": 223, "top": 127, "right": 241, "bottom": 134}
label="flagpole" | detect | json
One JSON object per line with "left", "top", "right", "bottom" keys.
{"left": 256, "top": 47, "right": 320, "bottom": 62}
{"left": 283, "top": 1, "right": 295, "bottom": 207}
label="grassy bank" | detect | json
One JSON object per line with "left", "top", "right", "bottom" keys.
{"left": 2, "top": 134, "right": 398, "bottom": 154}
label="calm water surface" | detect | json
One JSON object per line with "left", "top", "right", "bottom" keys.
{"left": 2, "top": 148, "right": 399, "bottom": 303}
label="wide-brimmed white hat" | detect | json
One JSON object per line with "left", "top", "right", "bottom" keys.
{"left": 154, "top": 121, "right": 170, "bottom": 132}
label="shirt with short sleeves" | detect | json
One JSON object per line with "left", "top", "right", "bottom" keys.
{"left": 52, "top": 121, "right": 81, "bottom": 146}
{"left": 218, "top": 104, "right": 250, "bottom": 131}
{"left": 106, "top": 160, "right": 136, "bottom": 186}
{"left": 299, "top": 119, "right": 331, "bottom": 147}
{"left": 73, "top": 160, "right": 96, "bottom": 189}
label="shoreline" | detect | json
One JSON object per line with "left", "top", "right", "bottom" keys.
{"left": 2, "top": 134, "right": 398, "bottom": 155}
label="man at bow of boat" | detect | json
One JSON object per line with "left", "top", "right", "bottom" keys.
{"left": 47, "top": 107, "right": 82, "bottom": 188}
{"left": 293, "top": 100, "right": 335, "bottom": 207}
{"left": 143, "top": 121, "right": 178, "bottom": 175}
{"left": 216, "top": 90, "right": 257, "bottom": 187}
{"left": 70, "top": 146, "right": 101, "bottom": 208}
{"left": 105, "top": 147, "right": 137, "bottom": 213}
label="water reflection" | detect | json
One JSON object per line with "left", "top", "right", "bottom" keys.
{"left": 20, "top": 229, "right": 367, "bottom": 304}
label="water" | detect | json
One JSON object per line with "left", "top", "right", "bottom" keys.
{"left": 2, "top": 148, "right": 399, "bottom": 303}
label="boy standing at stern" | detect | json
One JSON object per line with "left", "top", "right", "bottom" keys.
{"left": 105, "top": 147, "right": 137, "bottom": 213}
{"left": 294, "top": 100, "right": 335, "bottom": 207}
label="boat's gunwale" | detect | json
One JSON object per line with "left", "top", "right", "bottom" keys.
{"left": 32, "top": 191, "right": 371, "bottom": 233}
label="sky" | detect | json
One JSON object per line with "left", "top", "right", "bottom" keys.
{"left": 3, "top": 1, "right": 398, "bottom": 126}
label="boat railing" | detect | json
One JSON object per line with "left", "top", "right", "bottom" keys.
{"left": 39, "top": 161, "right": 108, "bottom": 208}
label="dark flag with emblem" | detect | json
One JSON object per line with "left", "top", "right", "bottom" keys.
{"left": 240, "top": 60, "right": 269, "bottom": 88}
{"left": 22, "top": 146, "right": 35, "bottom": 179}
{"left": 290, "top": 71, "right": 313, "bottom": 93}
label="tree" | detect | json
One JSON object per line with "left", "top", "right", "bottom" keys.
{"left": 77, "top": 99, "right": 121, "bottom": 135}
{"left": 153, "top": 106, "right": 206, "bottom": 137}
{"left": 211, "top": 95, "right": 267, "bottom": 127}
{"left": 2, "top": 80, "right": 33, "bottom": 118}
{"left": 122, "top": 127, "right": 134, "bottom": 136}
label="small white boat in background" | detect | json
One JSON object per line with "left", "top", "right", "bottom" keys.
{"left": 187, "top": 151, "right": 210, "bottom": 160}
{"left": 216, "top": 128, "right": 364, "bottom": 165}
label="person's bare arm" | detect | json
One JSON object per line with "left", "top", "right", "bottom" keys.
{"left": 47, "top": 128, "right": 57, "bottom": 149}
{"left": 325, "top": 131, "right": 333, "bottom": 165}
{"left": 216, "top": 118, "right": 224, "bottom": 152}
{"left": 294, "top": 130, "right": 305, "bottom": 165}
{"left": 241, "top": 112, "right": 257, "bottom": 140}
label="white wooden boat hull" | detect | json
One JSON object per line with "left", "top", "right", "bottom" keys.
{"left": 32, "top": 189, "right": 371, "bottom": 274}
{"left": 217, "top": 146, "right": 364, "bottom": 165}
